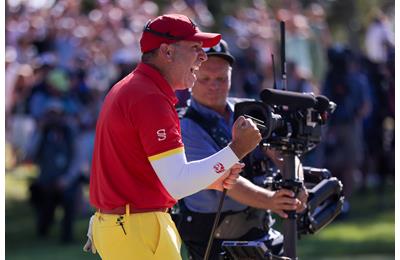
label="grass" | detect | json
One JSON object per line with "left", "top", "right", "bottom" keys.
{"left": 5, "top": 164, "right": 395, "bottom": 260}
{"left": 5, "top": 164, "right": 96, "bottom": 260}
{"left": 297, "top": 181, "right": 395, "bottom": 259}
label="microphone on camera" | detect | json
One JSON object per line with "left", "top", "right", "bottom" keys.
{"left": 260, "top": 88, "right": 316, "bottom": 110}
{"left": 260, "top": 89, "right": 332, "bottom": 112}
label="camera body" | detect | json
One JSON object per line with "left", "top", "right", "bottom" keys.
{"left": 234, "top": 88, "right": 336, "bottom": 155}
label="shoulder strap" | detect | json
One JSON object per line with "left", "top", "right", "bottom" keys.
{"left": 184, "top": 107, "right": 230, "bottom": 149}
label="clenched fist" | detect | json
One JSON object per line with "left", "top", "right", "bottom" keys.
{"left": 229, "top": 116, "right": 262, "bottom": 159}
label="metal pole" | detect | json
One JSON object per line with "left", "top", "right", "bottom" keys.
{"left": 281, "top": 152, "right": 298, "bottom": 259}
{"left": 204, "top": 188, "right": 227, "bottom": 260}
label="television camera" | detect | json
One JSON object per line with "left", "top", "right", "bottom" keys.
{"left": 219, "top": 89, "right": 344, "bottom": 260}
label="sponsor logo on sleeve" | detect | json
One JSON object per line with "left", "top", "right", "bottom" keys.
{"left": 157, "top": 129, "right": 167, "bottom": 141}
{"left": 213, "top": 162, "right": 225, "bottom": 174}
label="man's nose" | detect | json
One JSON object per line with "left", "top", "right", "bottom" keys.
{"left": 209, "top": 79, "right": 220, "bottom": 88}
{"left": 199, "top": 48, "right": 207, "bottom": 62}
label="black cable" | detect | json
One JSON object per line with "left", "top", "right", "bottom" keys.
{"left": 204, "top": 188, "right": 227, "bottom": 260}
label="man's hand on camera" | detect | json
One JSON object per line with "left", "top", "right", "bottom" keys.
{"left": 207, "top": 162, "right": 245, "bottom": 191}
{"left": 268, "top": 189, "right": 301, "bottom": 218}
{"left": 296, "top": 186, "right": 308, "bottom": 213}
{"left": 230, "top": 116, "right": 262, "bottom": 159}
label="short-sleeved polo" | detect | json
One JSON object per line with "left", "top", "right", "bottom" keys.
{"left": 90, "top": 63, "right": 183, "bottom": 210}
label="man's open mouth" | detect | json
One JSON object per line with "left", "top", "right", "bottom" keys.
{"left": 190, "top": 65, "right": 200, "bottom": 74}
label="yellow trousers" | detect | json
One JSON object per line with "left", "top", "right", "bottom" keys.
{"left": 93, "top": 210, "right": 182, "bottom": 260}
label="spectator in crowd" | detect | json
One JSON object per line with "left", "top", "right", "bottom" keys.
{"left": 305, "top": 3, "right": 331, "bottom": 82}
{"left": 362, "top": 9, "right": 395, "bottom": 190}
{"left": 283, "top": 10, "right": 314, "bottom": 81}
{"left": 286, "top": 61, "right": 314, "bottom": 93}
{"left": 27, "top": 100, "right": 81, "bottom": 243}
{"left": 365, "top": 9, "right": 394, "bottom": 65}
{"left": 322, "top": 45, "right": 371, "bottom": 213}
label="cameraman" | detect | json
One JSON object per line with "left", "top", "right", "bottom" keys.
{"left": 176, "top": 40, "right": 308, "bottom": 259}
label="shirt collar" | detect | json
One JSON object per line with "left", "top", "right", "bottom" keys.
{"left": 135, "top": 62, "right": 179, "bottom": 105}
{"left": 190, "top": 98, "right": 234, "bottom": 123}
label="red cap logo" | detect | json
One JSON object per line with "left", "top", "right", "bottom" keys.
{"left": 213, "top": 162, "right": 225, "bottom": 174}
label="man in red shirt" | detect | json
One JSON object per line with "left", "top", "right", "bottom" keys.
{"left": 85, "top": 14, "right": 261, "bottom": 259}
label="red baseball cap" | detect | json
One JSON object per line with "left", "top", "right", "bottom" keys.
{"left": 140, "top": 14, "right": 221, "bottom": 53}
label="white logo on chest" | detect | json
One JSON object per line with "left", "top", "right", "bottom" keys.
{"left": 157, "top": 129, "right": 167, "bottom": 141}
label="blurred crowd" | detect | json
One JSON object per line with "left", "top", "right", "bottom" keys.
{"left": 5, "top": 0, "right": 394, "bottom": 242}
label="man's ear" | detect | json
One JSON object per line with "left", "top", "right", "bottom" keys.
{"left": 159, "top": 43, "right": 174, "bottom": 61}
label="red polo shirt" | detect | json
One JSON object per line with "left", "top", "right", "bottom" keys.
{"left": 89, "top": 63, "right": 183, "bottom": 210}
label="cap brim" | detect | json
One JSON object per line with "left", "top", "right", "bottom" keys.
{"left": 186, "top": 33, "right": 221, "bottom": 48}
{"left": 206, "top": 53, "right": 235, "bottom": 65}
